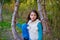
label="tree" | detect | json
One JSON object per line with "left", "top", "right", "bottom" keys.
{"left": 42, "top": 0, "right": 51, "bottom": 34}
{"left": 0, "top": 0, "right": 4, "bottom": 22}
{"left": 37, "top": 0, "right": 52, "bottom": 36}
{"left": 11, "top": 0, "right": 22, "bottom": 40}
{"left": 0, "top": 3, "right": 3, "bottom": 22}
{"left": 0, "top": 0, "right": 11, "bottom": 22}
{"left": 37, "top": 0, "right": 52, "bottom": 40}
{"left": 37, "top": 0, "right": 47, "bottom": 34}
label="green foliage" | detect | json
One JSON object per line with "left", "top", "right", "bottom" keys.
{"left": 0, "top": 21, "right": 11, "bottom": 31}
{"left": 0, "top": 0, "right": 60, "bottom": 40}
{"left": 0, "top": 0, "right": 11, "bottom": 5}
{"left": 20, "top": 0, "right": 27, "bottom": 3}
{"left": 4, "top": 0, "right": 11, "bottom": 3}
{"left": 46, "top": 0, "right": 60, "bottom": 39}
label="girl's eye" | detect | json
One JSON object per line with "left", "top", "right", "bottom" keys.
{"left": 30, "top": 14, "right": 36, "bottom": 16}
{"left": 30, "top": 14, "right": 33, "bottom": 16}
{"left": 30, "top": 12, "right": 37, "bottom": 16}
{"left": 33, "top": 14, "right": 36, "bottom": 16}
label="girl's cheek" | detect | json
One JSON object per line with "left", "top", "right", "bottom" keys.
{"left": 34, "top": 16, "right": 37, "bottom": 19}
{"left": 30, "top": 15, "right": 33, "bottom": 19}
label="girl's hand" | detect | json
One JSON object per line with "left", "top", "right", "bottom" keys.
{"left": 14, "top": 20, "right": 18, "bottom": 24}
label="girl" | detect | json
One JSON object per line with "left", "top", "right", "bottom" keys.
{"left": 16, "top": 10, "right": 43, "bottom": 40}
{"left": 27, "top": 10, "right": 43, "bottom": 40}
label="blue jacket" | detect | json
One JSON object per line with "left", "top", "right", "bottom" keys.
{"left": 16, "top": 22, "right": 43, "bottom": 40}
{"left": 16, "top": 23, "right": 29, "bottom": 39}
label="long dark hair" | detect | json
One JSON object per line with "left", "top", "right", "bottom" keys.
{"left": 26, "top": 10, "right": 40, "bottom": 23}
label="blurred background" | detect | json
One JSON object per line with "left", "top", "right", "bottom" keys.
{"left": 0, "top": 0, "right": 60, "bottom": 40}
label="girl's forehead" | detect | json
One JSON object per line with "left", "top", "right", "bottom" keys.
{"left": 30, "top": 12, "right": 36, "bottom": 14}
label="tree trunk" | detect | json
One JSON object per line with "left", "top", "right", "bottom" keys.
{"left": 37, "top": 0, "right": 47, "bottom": 34}
{"left": 11, "top": 0, "right": 21, "bottom": 40}
{"left": 0, "top": 3, "right": 3, "bottom": 22}
{"left": 42, "top": 0, "right": 51, "bottom": 34}
{"left": 37, "top": 0, "right": 52, "bottom": 40}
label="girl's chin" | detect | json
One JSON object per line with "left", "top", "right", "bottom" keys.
{"left": 31, "top": 19, "right": 34, "bottom": 21}
{"left": 31, "top": 19, "right": 36, "bottom": 21}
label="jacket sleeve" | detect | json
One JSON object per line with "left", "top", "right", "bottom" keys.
{"left": 16, "top": 23, "right": 22, "bottom": 29}
{"left": 37, "top": 22, "right": 43, "bottom": 40}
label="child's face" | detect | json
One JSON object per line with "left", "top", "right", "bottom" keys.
{"left": 30, "top": 12, "right": 37, "bottom": 21}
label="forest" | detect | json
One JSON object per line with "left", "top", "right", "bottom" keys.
{"left": 0, "top": 0, "right": 60, "bottom": 40}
